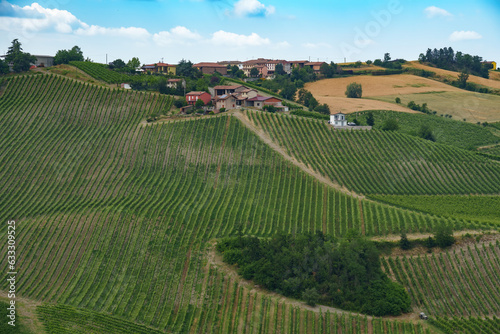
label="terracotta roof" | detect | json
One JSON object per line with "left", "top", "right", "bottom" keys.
{"left": 186, "top": 91, "right": 209, "bottom": 96}
{"left": 216, "top": 94, "right": 236, "bottom": 101}
{"left": 167, "top": 79, "right": 181, "bottom": 82}
{"left": 305, "top": 62, "right": 326, "bottom": 66}
{"left": 194, "top": 62, "right": 226, "bottom": 68}
{"left": 248, "top": 95, "right": 274, "bottom": 102}
{"left": 214, "top": 85, "right": 243, "bottom": 90}
{"left": 156, "top": 63, "right": 175, "bottom": 67}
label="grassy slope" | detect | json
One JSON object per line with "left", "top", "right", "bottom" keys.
{"left": 372, "top": 91, "right": 500, "bottom": 123}
{"left": 347, "top": 110, "right": 500, "bottom": 150}
{"left": 0, "top": 75, "right": 457, "bottom": 333}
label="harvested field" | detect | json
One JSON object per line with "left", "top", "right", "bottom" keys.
{"left": 305, "top": 74, "right": 462, "bottom": 98}
{"left": 374, "top": 91, "right": 500, "bottom": 123}
{"left": 313, "top": 96, "right": 415, "bottom": 114}
{"left": 405, "top": 61, "right": 500, "bottom": 90}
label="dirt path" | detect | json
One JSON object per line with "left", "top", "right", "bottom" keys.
{"left": 232, "top": 110, "right": 365, "bottom": 200}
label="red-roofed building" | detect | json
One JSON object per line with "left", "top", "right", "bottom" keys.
{"left": 186, "top": 91, "right": 212, "bottom": 105}
{"left": 194, "top": 62, "right": 228, "bottom": 75}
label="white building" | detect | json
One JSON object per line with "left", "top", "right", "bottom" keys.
{"left": 330, "top": 112, "right": 347, "bottom": 127}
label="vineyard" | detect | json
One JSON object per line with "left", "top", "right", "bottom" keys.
{"left": 69, "top": 61, "right": 133, "bottom": 84}
{"left": 248, "top": 110, "right": 500, "bottom": 196}
{"left": 0, "top": 74, "right": 499, "bottom": 333}
{"left": 345, "top": 110, "right": 499, "bottom": 151}
{"left": 370, "top": 195, "right": 500, "bottom": 225}
{"left": 382, "top": 242, "right": 500, "bottom": 317}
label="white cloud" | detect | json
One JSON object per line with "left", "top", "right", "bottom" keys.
{"left": 424, "top": 6, "right": 452, "bottom": 18}
{"left": 210, "top": 30, "right": 270, "bottom": 47}
{"left": 232, "top": 0, "right": 275, "bottom": 17}
{"left": 0, "top": 2, "right": 85, "bottom": 34}
{"left": 354, "top": 39, "right": 375, "bottom": 47}
{"left": 302, "top": 42, "right": 332, "bottom": 49}
{"left": 449, "top": 30, "right": 482, "bottom": 42}
{"left": 76, "top": 25, "right": 151, "bottom": 39}
{"left": 153, "top": 26, "right": 201, "bottom": 46}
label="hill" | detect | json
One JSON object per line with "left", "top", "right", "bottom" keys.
{"left": 306, "top": 73, "right": 500, "bottom": 121}
{"left": 405, "top": 61, "right": 500, "bottom": 90}
{"left": 249, "top": 111, "right": 500, "bottom": 196}
{"left": 1, "top": 74, "right": 466, "bottom": 333}
{"left": 346, "top": 110, "right": 500, "bottom": 150}
{"left": 1, "top": 74, "right": 499, "bottom": 333}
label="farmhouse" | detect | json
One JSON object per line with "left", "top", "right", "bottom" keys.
{"left": 140, "top": 63, "right": 176, "bottom": 74}
{"left": 167, "top": 78, "right": 184, "bottom": 89}
{"left": 215, "top": 94, "right": 237, "bottom": 110}
{"left": 483, "top": 61, "right": 497, "bottom": 70}
{"left": 186, "top": 91, "right": 211, "bottom": 105}
{"left": 330, "top": 112, "right": 347, "bottom": 127}
{"left": 194, "top": 62, "right": 228, "bottom": 75}
{"left": 214, "top": 85, "right": 243, "bottom": 96}
{"left": 34, "top": 55, "right": 54, "bottom": 67}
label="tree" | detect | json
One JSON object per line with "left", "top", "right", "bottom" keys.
{"left": 177, "top": 59, "right": 198, "bottom": 78}
{"left": 395, "top": 97, "right": 401, "bottom": 104}
{"left": 366, "top": 60, "right": 373, "bottom": 66}
{"left": 280, "top": 82, "right": 297, "bottom": 100}
{"left": 302, "top": 288, "right": 319, "bottom": 307}
{"left": 54, "top": 46, "right": 84, "bottom": 65}
{"left": 5, "top": 39, "right": 36, "bottom": 73}
{"left": 314, "top": 104, "right": 330, "bottom": 115}
{"left": 366, "top": 112, "right": 375, "bottom": 126}
{"left": 382, "top": 118, "right": 399, "bottom": 131}
{"left": 250, "top": 67, "right": 260, "bottom": 78}
{"left": 373, "top": 59, "right": 382, "bottom": 66}
{"left": 399, "top": 232, "right": 411, "bottom": 250}
{"left": 110, "top": 59, "right": 126, "bottom": 69}
{"left": 174, "top": 97, "right": 187, "bottom": 108}
{"left": 457, "top": 70, "right": 469, "bottom": 88}
{"left": 384, "top": 53, "right": 391, "bottom": 63}
{"left": 127, "top": 57, "right": 141, "bottom": 69}
{"left": 434, "top": 225, "right": 455, "bottom": 248}
{"left": 275, "top": 63, "right": 286, "bottom": 76}
{"left": 263, "top": 105, "right": 276, "bottom": 113}
{"left": 0, "top": 59, "right": 9, "bottom": 74}
{"left": 345, "top": 82, "right": 362, "bottom": 98}
{"left": 320, "top": 63, "right": 335, "bottom": 78}
{"left": 195, "top": 98, "right": 205, "bottom": 109}
{"left": 417, "top": 124, "right": 436, "bottom": 141}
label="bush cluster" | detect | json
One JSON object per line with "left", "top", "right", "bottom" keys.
{"left": 216, "top": 232, "right": 411, "bottom": 316}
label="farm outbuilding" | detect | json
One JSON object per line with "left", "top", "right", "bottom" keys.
{"left": 330, "top": 112, "right": 347, "bottom": 127}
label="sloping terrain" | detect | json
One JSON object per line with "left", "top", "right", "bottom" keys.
{"left": 0, "top": 75, "right": 456, "bottom": 333}
{"left": 405, "top": 61, "right": 500, "bottom": 90}
{"left": 1, "top": 75, "right": 499, "bottom": 333}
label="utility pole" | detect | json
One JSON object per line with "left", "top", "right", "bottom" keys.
{"left": 344, "top": 57, "right": 346, "bottom": 64}
{"left": 106, "top": 54, "right": 108, "bottom": 64}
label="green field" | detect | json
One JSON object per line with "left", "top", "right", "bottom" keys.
{"left": 1, "top": 74, "right": 499, "bottom": 333}
{"left": 372, "top": 91, "right": 500, "bottom": 124}
{"left": 346, "top": 110, "right": 500, "bottom": 150}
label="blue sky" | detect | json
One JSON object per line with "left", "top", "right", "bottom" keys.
{"left": 1, "top": 0, "right": 499, "bottom": 65}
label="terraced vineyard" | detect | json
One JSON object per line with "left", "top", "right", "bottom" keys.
{"left": 249, "top": 111, "right": 500, "bottom": 195}
{"left": 70, "top": 61, "right": 133, "bottom": 84}
{"left": 382, "top": 242, "right": 500, "bottom": 318}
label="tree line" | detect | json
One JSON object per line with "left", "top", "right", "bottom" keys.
{"left": 418, "top": 47, "right": 490, "bottom": 78}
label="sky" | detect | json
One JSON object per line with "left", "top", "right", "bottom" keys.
{"left": 0, "top": 0, "right": 499, "bottom": 65}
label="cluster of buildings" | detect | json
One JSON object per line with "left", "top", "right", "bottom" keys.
{"left": 140, "top": 58, "right": 328, "bottom": 79}
{"left": 184, "top": 84, "right": 287, "bottom": 113}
